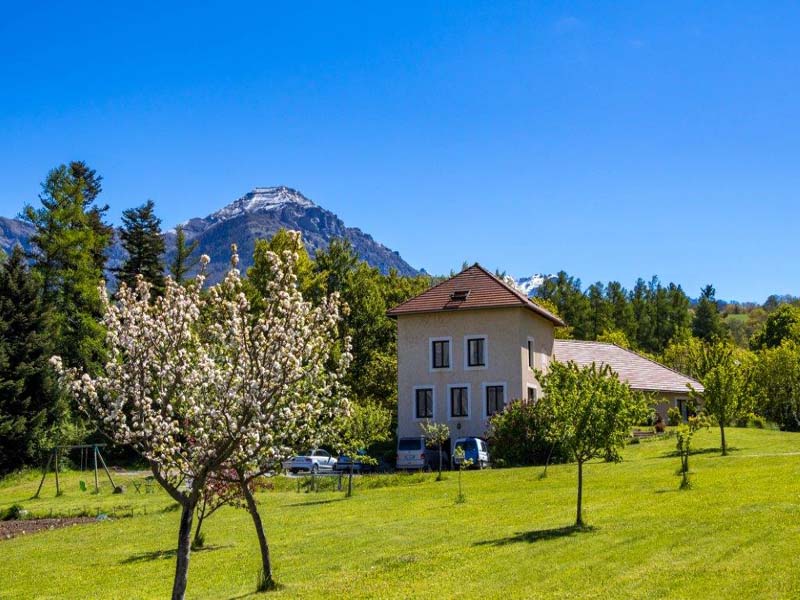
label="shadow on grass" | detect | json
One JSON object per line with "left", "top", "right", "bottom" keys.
{"left": 475, "top": 524, "right": 595, "bottom": 547}
{"left": 121, "top": 545, "right": 229, "bottom": 564}
{"left": 226, "top": 583, "right": 285, "bottom": 599}
{"left": 659, "top": 447, "right": 738, "bottom": 459}
{"left": 283, "top": 498, "right": 346, "bottom": 508}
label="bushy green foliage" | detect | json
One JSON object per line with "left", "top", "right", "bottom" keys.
{"left": 335, "top": 402, "right": 392, "bottom": 496}
{"left": 667, "top": 407, "right": 682, "bottom": 426}
{"left": 487, "top": 400, "right": 568, "bottom": 467}
{"left": 751, "top": 341, "right": 800, "bottom": 431}
{"left": 749, "top": 304, "right": 800, "bottom": 350}
{"left": 537, "top": 360, "right": 649, "bottom": 526}
{"left": 687, "top": 342, "right": 753, "bottom": 455}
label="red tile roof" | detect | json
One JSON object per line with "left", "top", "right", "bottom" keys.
{"left": 386, "top": 264, "right": 565, "bottom": 325}
{"left": 553, "top": 339, "right": 704, "bottom": 394}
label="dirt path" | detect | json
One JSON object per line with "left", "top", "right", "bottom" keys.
{"left": 0, "top": 517, "right": 97, "bottom": 540}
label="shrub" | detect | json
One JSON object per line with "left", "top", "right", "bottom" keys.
{"left": 487, "top": 400, "right": 570, "bottom": 467}
{"left": 667, "top": 407, "right": 682, "bottom": 426}
{"left": 1, "top": 504, "right": 25, "bottom": 520}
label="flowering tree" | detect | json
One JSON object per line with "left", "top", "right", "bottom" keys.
{"left": 53, "top": 236, "right": 349, "bottom": 599}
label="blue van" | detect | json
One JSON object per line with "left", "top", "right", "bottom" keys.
{"left": 452, "top": 437, "right": 490, "bottom": 469}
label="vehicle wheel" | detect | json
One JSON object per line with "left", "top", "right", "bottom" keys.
{"left": 311, "top": 464, "right": 319, "bottom": 474}
{"left": 290, "top": 469, "right": 298, "bottom": 475}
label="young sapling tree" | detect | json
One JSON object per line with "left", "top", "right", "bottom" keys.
{"left": 420, "top": 420, "right": 450, "bottom": 481}
{"left": 537, "top": 361, "right": 648, "bottom": 528}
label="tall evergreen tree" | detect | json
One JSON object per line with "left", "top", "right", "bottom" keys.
{"left": 586, "top": 282, "right": 611, "bottom": 340}
{"left": 0, "top": 247, "right": 64, "bottom": 474}
{"left": 170, "top": 224, "right": 200, "bottom": 284}
{"left": 22, "top": 161, "right": 112, "bottom": 372}
{"left": 693, "top": 284, "right": 724, "bottom": 342}
{"left": 116, "top": 200, "right": 166, "bottom": 295}
{"left": 606, "top": 281, "right": 636, "bottom": 340}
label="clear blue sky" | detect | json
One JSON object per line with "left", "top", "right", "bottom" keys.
{"left": 2, "top": 2, "right": 798, "bottom": 302}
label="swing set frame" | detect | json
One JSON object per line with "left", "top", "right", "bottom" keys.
{"left": 33, "top": 443, "right": 117, "bottom": 498}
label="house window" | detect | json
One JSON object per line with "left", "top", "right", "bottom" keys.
{"left": 450, "top": 386, "right": 469, "bottom": 418}
{"left": 486, "top": 385, "right": 505, "bottom": 416}
{"left": 431, "top": 340, "right": 450, "bottom": 369}
{"left": 527, "top": 386, "right": 537, "bottom": 403}
{"left": 527, "top": 339, "right": 535, "bottom": 369}
{"left": 415, "top": 388, "right": 433, "bottom": 419}
{"left": 467, "top": 338, "right": 486, "bottom": 367}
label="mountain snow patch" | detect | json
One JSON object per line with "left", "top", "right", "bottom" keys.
{"left": 209, "top": 186, "right": 316, "bottom": 222}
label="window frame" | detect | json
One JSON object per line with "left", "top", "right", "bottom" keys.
{"left": 413, "top": 386, "right": 435, "bottom": 420}
{"left": 483, "top": 382, "right": 506, "bottom": 418}
{"left": 527, "top": 385, "right": 538, "bottom": 403}
{"left": 429, "top": 336, "right": 453, "bottom": 372}
{"left": 463, "top": 334, "right": 489, "bottom": 371}
{"left": 447, "top": 384, "right": 470, "bottom": 419}
{"left": 527, "top": 337, "right": 536, "bottom": 370}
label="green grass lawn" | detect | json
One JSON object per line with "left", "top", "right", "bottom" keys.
{"left": 1, "top": 427, "right": 799, "bottom": 599}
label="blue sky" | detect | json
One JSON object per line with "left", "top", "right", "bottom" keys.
{"left": 1, "top": 2, "right": 798, "bottom": 302}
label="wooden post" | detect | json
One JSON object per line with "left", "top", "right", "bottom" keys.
{"left": 96, "top": 448, "right": 116, "bottom": 489}
{"left": 34, "top": 451, "right": 54, "bottom": 499}
{"left": 54, "top": 449, "right": 60, "bottom": 496}
{"left": 93, "top": 446, "right": 99, "bottom": 493}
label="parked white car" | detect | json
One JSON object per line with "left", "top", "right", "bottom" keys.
{"left": 284, "top": 449, "right": 337, "bottom": 474}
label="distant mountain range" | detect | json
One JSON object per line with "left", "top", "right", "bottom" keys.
{"left": 0, "top": 186, "right": 419, "bottom": 283}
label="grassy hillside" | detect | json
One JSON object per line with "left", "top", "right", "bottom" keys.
{"left": 1, "top": 428, "right": 799, "bottom": 599}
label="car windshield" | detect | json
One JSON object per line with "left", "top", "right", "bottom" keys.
{"left": 456, "top": 440, "right": 477, "bottom": 452}
{"left": 398, "top": 439, "right": 422, "bottom": 451}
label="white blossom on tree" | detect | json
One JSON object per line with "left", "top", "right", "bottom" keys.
{"left": 52, "top": 234, "right": 350, "bottom": 600}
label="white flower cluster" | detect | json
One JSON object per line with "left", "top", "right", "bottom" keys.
{"left": 52, "top": 232, "right": 351, "bottom": 493}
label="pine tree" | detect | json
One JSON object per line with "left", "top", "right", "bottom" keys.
{"left": 606, "top": 281, "right": 636, "bottom": 341}
{"left": 586, "top": 282, "right": 611, "bottom": 340}
{"left": 0, "top": 247, "right": 63, "bottom": 474}
{"left": 22, "top": 161, "right": 112, "bottom": 373}
{"left": 693, "top": 285, "right": 724, "bottom": 342}
{"left": 116, "top": 200, "right": 166, "bottom": 295}
{"left": 170, "top": 224, "right": 200, "bottom": 283}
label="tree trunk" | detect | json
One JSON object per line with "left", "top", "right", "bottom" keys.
{"left": 172, "top": 501, "right": 195, "bottom": 600}
{"left": 347, "top": 463, "right": 354, "bottom": 497}
{"left": 575, "top": 460, "right": 584, "bottom": 528}
{"left": 720, "top": 424, "right": 727, "bottom": 456}
{"left": 437, "top": 442, "right": 443, "bottom": 480}
{"left": 193, "top": 510, "right": 205, "bottom": 548}
{"left": 240, "top": 476, "right": 274, "bottom": 591}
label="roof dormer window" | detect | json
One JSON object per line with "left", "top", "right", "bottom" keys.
{"left": 450, "top": 289, "right": 470, "bottom": 301}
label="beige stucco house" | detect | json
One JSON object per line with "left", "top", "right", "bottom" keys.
{"left": 387, "top": 265, "right": 703, "bottom": 449}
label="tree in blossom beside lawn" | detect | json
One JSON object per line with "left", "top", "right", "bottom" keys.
{"left": 52, "top": 234, "right": 350, "bottom": 600}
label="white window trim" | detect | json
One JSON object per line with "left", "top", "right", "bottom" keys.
{"left": 429, "top": 336, "right": 453, "bottom": 372}
{"left": 482, "top": 381, "right": 507, "bottom": 420}
{"left": 526, "top": 384, "right": 538, "bottom": 403}
{"left": 526, "top": 336, "right": 536, "bottom": 370}
{"left": 463, "top": 334, "right": 489, "bottom": 371}
{"left": 412, "top": 385, "right": 436, "bottom": 421}
{"left": 446, "top": 383, "right": 471, "bottom": 420}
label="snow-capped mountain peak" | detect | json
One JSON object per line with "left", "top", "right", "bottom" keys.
{"left": 208, "top": 186, "right": 316, "bottom": 222}
{"left": 513, "top": 273, "right": 554, "bottom": 297}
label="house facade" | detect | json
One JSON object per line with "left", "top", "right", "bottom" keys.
{"left": 388, "top": 265, "right": 703, "bottom": 449}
